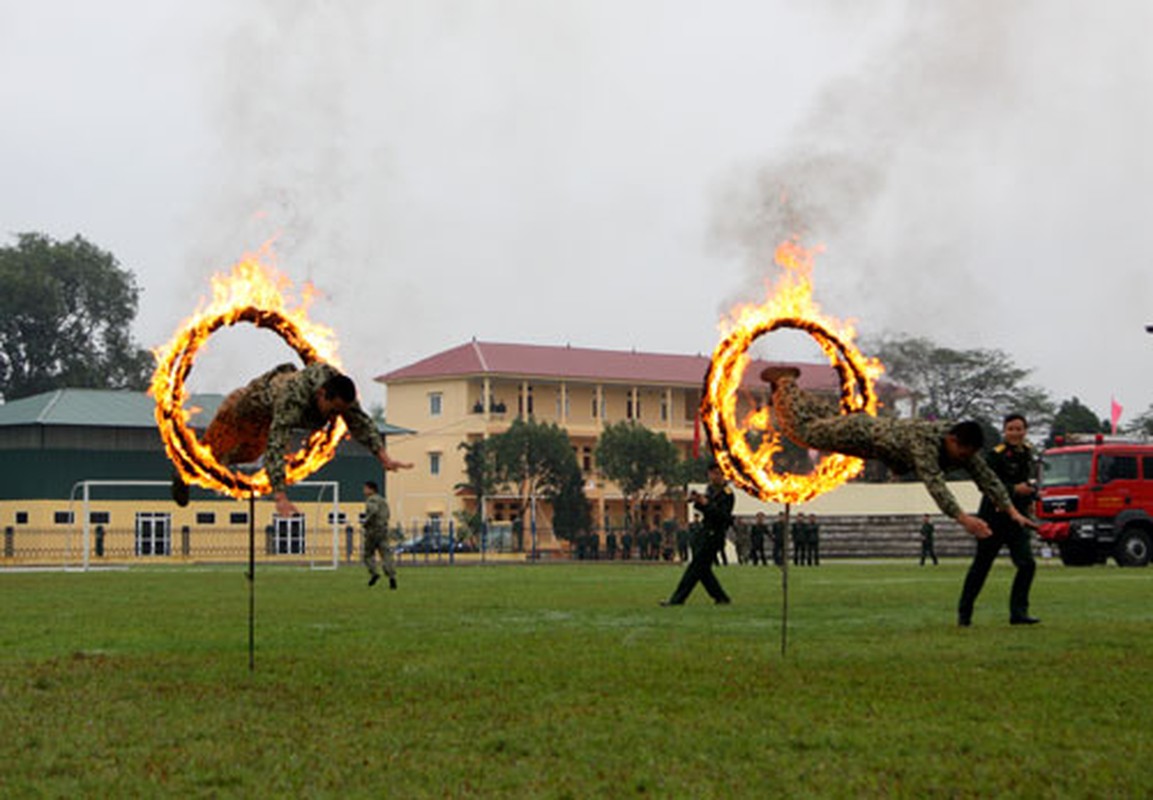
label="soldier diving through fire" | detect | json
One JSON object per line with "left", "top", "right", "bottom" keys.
{"left": 172, "top": 362, "right": 411, "bottom": 516}
{"left": 760, "top": 366, "right": 1035, "bottom": 541}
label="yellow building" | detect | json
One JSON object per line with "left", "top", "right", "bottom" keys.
{"left": 377, "top": 340, "right": 852, "bottom": 552}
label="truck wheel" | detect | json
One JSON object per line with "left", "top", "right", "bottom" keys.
{"left": 1114, "top": 528, "right": 1151, "bottom": 567}
{"left": 1058, "top": 542, "right": 1096, "bottom": 566}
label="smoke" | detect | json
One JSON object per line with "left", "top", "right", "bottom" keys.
{"left": 710, "top": 2, "right": 1153, "bottom": 412}
{"left": 713, "top": 4, "right": 1026, "bottom": 323}
{"left": 179, "top": 1, "right": 396, "bottom": 395}
{"left": 176, "top": 0, "right": 1153, "bottom": 415}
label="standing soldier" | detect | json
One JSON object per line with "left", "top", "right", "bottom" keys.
{"left": 958, "top": 414, "right": 1039, "bottom": 626}
{"left": 362, "top": 480, "right": 397, "bottom": 589}
{"left": 771, "top": 512, "right": 786, "bottom": 566}
{"left": 605, "top": 530, "right": 618, "bottom": 561}
{"left": 808, "top": 513, "right": 821, "bottom": 566}
{"left": 749, "top": 512, "right": 769, "bottom": 566}
{"left": 734, "top": 519, "right": 751, "bottom": 565}
{"left": 662, "top": 463, "right": 734, "bottom": 606}
{"left": 792, "top": 513, "right": 807, "bottom": 566}
{"left": 919, "top": 513, "right": 938, "bottom": 566}
{"left": 621, "top": 528, "right": 633, "bottom": 561}
{"left": 676, "top": 523, "right": 690, "bottom": 562}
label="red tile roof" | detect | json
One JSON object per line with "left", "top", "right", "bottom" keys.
{"left": 376, "top": 340, "right": 850, "bottom": 392}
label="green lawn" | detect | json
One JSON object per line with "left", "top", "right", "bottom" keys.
{"left": 2, "top": 559, "right": 1151, "bottom": 798}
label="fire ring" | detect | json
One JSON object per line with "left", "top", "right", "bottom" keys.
{"left": 701, "top": 316, "right": 877, "bottom": 504}
{"left": 152, "top": 306, "right": 346, "bottom": 499}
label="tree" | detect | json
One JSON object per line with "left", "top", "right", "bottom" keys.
{"left": 1124, "top": 404, "right": 1153, "bottom": 438}
{"left": 489, "top": 417, "right": 585, "bottom": 547}
{"left": 454, "top": 437, "right": 500, "bottom": 541}
{"left": 1047, "top": 397, "right": 1109, "bottom": 446}
{"left": 0, "top": 233, "right": 152, "bottom": 401}
{"left": 550, "top": 466, "right": 592, "bottom": 542}
{"left": 868, "top": 333, "right": 1054, "bottom": 428}
{"left": 595, "top": 421, "right": 680, "bottom": 533}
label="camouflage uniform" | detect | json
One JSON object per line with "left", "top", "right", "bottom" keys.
{"left": 363, "top": 491, "right": 397, "bottom": 584}
{"left": 202, "top": 362, "right": 384, "bottom": 495}
{"left": 772, "top": 379, "right": 1012, "bottom": 518}
{"left": 959, "top": 440, "right": 1037, "bottom": 622}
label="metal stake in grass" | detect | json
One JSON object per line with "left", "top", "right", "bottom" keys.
{"left": 247, "top": 489, "right": 255, "bottom": 672}
{"left": 780, "top": 502, "right": 790, "bottom": 658}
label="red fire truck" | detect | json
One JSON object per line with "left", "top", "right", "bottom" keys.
{"left": 1035, "top": 435, "right": 1153, "bottom": 567}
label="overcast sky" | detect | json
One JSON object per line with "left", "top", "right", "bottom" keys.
{"left": 2, "top": 1, "right": 1151, "bottom": 422}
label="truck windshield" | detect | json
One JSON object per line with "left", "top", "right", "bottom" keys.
{"left": 1040, "top": 452, "right": 1093, "bottom": 488}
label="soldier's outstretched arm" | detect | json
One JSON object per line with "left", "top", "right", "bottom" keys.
{"left": 376, "top": 446, "right": 412, "bottom": 471}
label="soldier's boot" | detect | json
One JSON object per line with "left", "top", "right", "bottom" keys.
{"left": 368, "top": 573, "right": 380, "bottom": 587}
{"left": 759, "top": 366, "right": 801, "bottom": 388}
{"left": 171, "top": 469, "right": 190, "bottom": 508}
{"left": 389, "top": 577, "right": 397, "bottom": 590}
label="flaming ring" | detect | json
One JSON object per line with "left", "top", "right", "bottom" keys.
{"left": 153, "top": 306, "right": 345, "bottom": 498}
{"left": 701, "top": 316, "right": 877, "bottom": 504}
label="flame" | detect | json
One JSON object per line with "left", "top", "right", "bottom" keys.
{"left": 701, "top": 238, "right": 885, "bottom": 504}
{"left": 150, "top": 245, "right": 347, "bottom": 499}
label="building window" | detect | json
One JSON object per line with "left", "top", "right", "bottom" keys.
{"left": 429, "top": 392, "right": 443, "bottom": 417}
{"left": 196, "top": 512, "right": 216, "bottom": 525}
{"left": 229, "top": 512, "right": 249, "bottom": 525}
{"left": 89, "top": 512, "right": 110, "bottom": 525}
{"left": 54, "top": 511, "right": 74, "bottom": 525}
{"left": 627, "top": 391, "right": 641, "bottom": 420}
{"left": 272, "top": 516, "right": 306, "bottom": 555}
{"left": 429, "top": 451, "right": 442, "bottom": 476}
{"left": 15, "top": 511, "right": 28, "bottom": 525}
{"left": 135, "top": 512, "right": 171, "bottom": 556}
{"left": 582, "top": 446, "right": 593, "bottom": 473}
{"left": 591, "top": 396, "right": 600, "bottom": 419}
{"left": 660, "top": 394, "right": 669, "bottom": 422}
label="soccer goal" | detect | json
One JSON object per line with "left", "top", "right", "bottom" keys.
{"left": 60, "top": 479, "right": 343, "bottom": 572}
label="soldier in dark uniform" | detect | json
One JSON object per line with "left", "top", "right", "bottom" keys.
{"left": 749, "top": 512, "right": 769, "bottom": 565}
{"left": 676, "top": 524, "right": 690, "bottom": 562}
{"left": 807, "top": 513, "right": 821, "bottom": 566}
{"left": 761, "top": 367, "right": 1035, "bottom": 540}
{"left": 172, "top": 362, "right": 411, "bottom": 516}
{"left": 662, "top": 463, "right": 733, "bottom": 606}
{"left": 770, "top": 512, "right": 786, "bottom": 566}
{"left": 919, "top": 513, "right": 938, "bottom": 566}
{"left": 958, "top": 413, "right": 1040, "bottom": 626}
{"left": 605, "top": 530, "right": 617, "bottom": 561}
{"left": 792, "top": 513, "right": 806, "bottom": 566}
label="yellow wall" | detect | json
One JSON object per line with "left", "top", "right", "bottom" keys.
{"left": 383, "top": 376, "right": 704, "bottom": 542}
{"left": 0, "top": 498, "right": 355, "bottom": 565}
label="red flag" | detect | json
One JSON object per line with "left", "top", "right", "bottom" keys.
{"left": 1111, "top": 396, "right": 1123, "bottom": 435}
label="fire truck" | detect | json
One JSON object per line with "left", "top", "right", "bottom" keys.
{"left": 1035, "top": 435, "right": 1153, "bottom": 567}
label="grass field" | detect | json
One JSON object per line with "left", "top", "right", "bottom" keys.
{"left": 2, "top": 558, "right": 1152, "bottom": 798}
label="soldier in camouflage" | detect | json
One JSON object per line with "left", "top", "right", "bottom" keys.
{"left": 362, "top": 480, "right": 398, "bottom": 588}
{"left": 173, "top": 362, "right": 411, "bottom": 516}
{"left": 761, "top": 367, "right": 1035, "bottom": 541}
